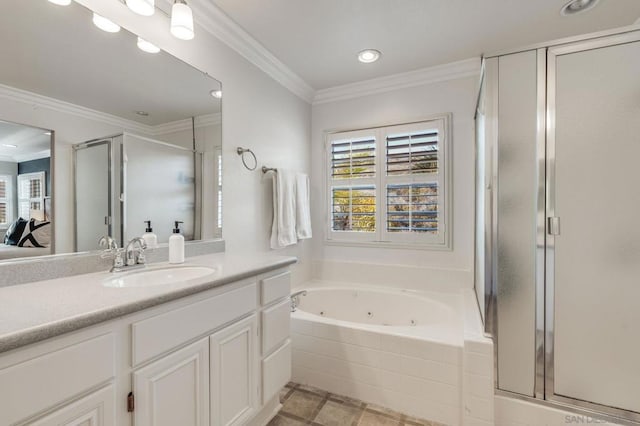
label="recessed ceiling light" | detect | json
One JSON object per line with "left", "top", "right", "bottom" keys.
{"left": 358, "top": 49, "right": 381, "bottom": 64}
{"left": 93, "top": 13, "right": 121, "bottom": 33}
{"left": 47, "top": 0, "right": 71, "bottom": 5}
{"left": 210, "top": 90, "right": 222, "bottom": 99}
{"left": 137, "top": 37, "right": 160, "bottom": 54}
{"left": 44, "top": 132, "right": 52, "bottom": 136}
{"left": 561, "top": 0, "right": 599, "bottom": 16}
{"left": 135, "top": 111, "right": 149, "bottom": 116}
{"left": 126, "top": 0, "right": 155, "bottom": 17}
{"left": 2, "top": 144, "right": 18, "bottom": 148}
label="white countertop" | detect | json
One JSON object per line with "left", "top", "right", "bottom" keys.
{"left": 0, "top": 252, "right": 296, "bottom": 354}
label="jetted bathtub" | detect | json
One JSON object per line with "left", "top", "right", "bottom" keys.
{"left": 290, "top": 284, "right": 493, "bottom": 426}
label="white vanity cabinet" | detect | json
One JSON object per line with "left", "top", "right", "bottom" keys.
{"left": 258, "top": 272, "right": 292, "bottom": 405}
{"left": 210, "top": 315, "right": 258, "bottom": 426}
{"left": 0, "top": 267, "right": 292, "bottom": 426}
{"left": 29, "top": 385, "right": 116, "bottom": 426}
{"left": 133, "top": 338, "right": 210, "bottom": 426}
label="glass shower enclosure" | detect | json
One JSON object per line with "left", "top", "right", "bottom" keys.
{"left": 74, "top": 133, "right": 201, "bottom": 252}
{"left": 476, "top": 29, "right": 640, "bottom": 423}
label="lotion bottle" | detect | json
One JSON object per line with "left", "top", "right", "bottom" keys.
{"left": 142, "top": 220, "right": 158, "bottom": 249}
{"left": 169, "top": 221, "right": 185, "bottom": 264}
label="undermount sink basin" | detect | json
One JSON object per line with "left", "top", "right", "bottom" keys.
{"left": 103, "top": 265, "right": 216, "bottom": 288}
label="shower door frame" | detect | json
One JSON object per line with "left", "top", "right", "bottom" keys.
{"left": 73, "top": 137, "right": 116, "bottom": 251}
{"left": 544, "top": 30, "right": 640, "bottom": 424}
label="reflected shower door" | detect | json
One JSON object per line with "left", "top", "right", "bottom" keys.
{"left": 122, "top": 134, "right": 197, "bottom": 244}
{"left": 548, "top": 36, "right": 640, "bottom": 416}
{"left": 75, "top": 140, "right": 111, "bottom": 252}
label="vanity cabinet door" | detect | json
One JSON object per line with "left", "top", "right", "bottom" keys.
{"left": 30, "top": 384, "right": 115, "bottom": 426}
{"left": 210, "top": 315, "right": 258, "bottom": 426}
{"left": 133, "top": 338, "right": 210, "bottom": 426}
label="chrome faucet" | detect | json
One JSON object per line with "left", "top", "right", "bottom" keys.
{"left": 99, "top": 236, "right": 147, "bottom": 273}
{"left": 290, "top": 290, "right": 307, "bottom": 312}
{"left": 125, "top": 237, "right": 147, "bottom": 269}
{"left": 99, "top": 236, "right": 125, "bottom": 272}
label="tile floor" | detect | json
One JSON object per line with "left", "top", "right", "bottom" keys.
{"left": 268, "top": 382, "right": 443, "bottom": 426}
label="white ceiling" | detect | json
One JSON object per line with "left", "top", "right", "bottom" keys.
{"left": 0, "top": 121, "right": 51, "bottom": 162}
{"left": 0, "top": 0, "right": 221, "bottom": 126}
{"left": 212, "top": 0, "right": 640, "bottom": 89}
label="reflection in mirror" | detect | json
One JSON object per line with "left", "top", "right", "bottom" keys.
{"left": 0, "top": 120, "right": 53, "bottom": 260}
{"left": 0, "top": 0, "right": 222, "bottom": 260}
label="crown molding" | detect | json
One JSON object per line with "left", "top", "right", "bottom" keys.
{"left": 152, "top": 113, "right": 221, "bottom": 135}
{"left": 0, "top": 84, "right": 221, "bottom": 137}
{"left": 0, "top": 83, "right": 152, "bottom": 135}
{"left": 189, "top": 0, "right": 315, "bottom": 103}
{"left": 313, "top": 58, "right": 481, "bottom": 105}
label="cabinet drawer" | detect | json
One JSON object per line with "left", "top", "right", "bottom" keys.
{"left": 132, "top": 282, "right": 256, "bottom": 366}
{"left": 261, "top": 299, "right": 290, "bottom": 355}
{"left": 260, "top": 271, "right": 290, "bottom": 306}
{"left": 30, "top": 384, "right": 115, "bottom": 426}
{"left": 262, "top": 340, "right": 291, "bottom": 404}
{"left": 0, "top": 334, "right": 115, "bottom": 426}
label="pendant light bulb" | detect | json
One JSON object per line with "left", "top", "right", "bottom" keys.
{"left": 47, "top": 0, "right": 72, "bottom": 5}
{"left": 171, "top": 1, "right": 195, "bottom": 41}
{"left": 126, "top": 0, "right": 155, "bottom": 17}
{"left": 93, "top": 13, "right": 121, "bottom": 33}
{"left": 137, "top": 37, "right": 160, "bottom": 54}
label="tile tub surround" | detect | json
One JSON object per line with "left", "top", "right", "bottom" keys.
{"left": 0, "top": 251, "right": 295, "bottom": 353}
{"left": 290, "top": 285, "right": 493, "bottom": 425}
{"left": 0, "top": 239, "right": 225, "bottom": 288}
{"left": 270, "top": 382, "right": 441, "bottom": 426}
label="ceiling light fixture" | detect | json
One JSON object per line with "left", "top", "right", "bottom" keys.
{"left": 47, "top": 0, "right": 72, "bottom": 5}
{"left": 137, "top": 37, "right": 160, "bottom": 53}
{"left": 93, "top": 13, "right": 121, "bottom": 33}
{"left": 44, "top": 132, "right": 52, "bottom": 136}
{"left": 171, "top": 0, "right": 195, "bottom": 41}
{"left": 135, "top": 111, "right": 150, "bottom": 116}
{"left": 2, "top": 144, "right": 18, "bottom": 148}
{"left": 210, "top": 90, "right": 222, "bottom": 99}
{"left": 358, "top": 49, "right": 381, "bottom": 64}
{"left": 126, "top": 0, "right": 155, "bottom": 17}
{"left": 561, "top": 0, "right": 599, "bottom": 16}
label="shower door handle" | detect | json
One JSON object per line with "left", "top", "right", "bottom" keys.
{"left": 548, "top": 217, "right": 560, "bottom": 235}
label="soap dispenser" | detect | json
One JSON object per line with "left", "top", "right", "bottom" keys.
{"left": 142, "top": 220, "right": 158, "bottom": 249}
{"left": 169, "top": 221, "right": 185, "bottom": 264}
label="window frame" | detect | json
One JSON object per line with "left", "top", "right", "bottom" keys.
{"left": 324, "top": 114, "right": 452, "bottom": 250}
{"left": 17, "top": 171, "right": 45, "bottom": 221}
{"left": 0, "top": 174, "right": 13, "bottom": 228}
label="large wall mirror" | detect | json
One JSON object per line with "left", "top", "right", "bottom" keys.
{"left": 0, "top": 0, "right": 222, "bottom": 261}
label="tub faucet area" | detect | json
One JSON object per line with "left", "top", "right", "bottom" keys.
{"left": 290, "top": 290, "right": 307, "bottom": 312}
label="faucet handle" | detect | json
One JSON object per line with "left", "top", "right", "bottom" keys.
{"left": 113, "top": 249, "right": 125, "bottom": 268}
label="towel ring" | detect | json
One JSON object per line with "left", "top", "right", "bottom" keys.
{"left": 237, "top": 147, "right": 257, "bottom": 171}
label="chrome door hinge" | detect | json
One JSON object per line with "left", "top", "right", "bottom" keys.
{"left": 127, "top": 392, "right": 135, "bottom": 413}
{"left": 548, "top": 217, "right": 560, "bottom": 236}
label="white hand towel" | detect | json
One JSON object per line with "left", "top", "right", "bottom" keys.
{"left": 270, "top": 169, "right": 297, "bottom": 249}
{"left": 295, "top": 173, "right": 312, "bottom": 239}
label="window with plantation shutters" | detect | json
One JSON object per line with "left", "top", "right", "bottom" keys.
{"left": 328, "top": 130, "right": 377, "bottom": 239}
{"left": 0, "top": 175, "right": 11, "bottom": 227}
{"left": 326, "top": 115, "right": 450, "bottom": 248}
{"left": 17, "top": 172, "right": 45, "bottom": 221}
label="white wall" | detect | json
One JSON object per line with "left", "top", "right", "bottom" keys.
{"left": 77, "top": 0, "right": 313, "bottom": 284}
{"left": 311, "top": 76, "right": 478, "bottom": 289}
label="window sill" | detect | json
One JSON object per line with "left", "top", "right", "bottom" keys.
{"left": 324, "top": 238, "right": 452, "bottom": 251}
